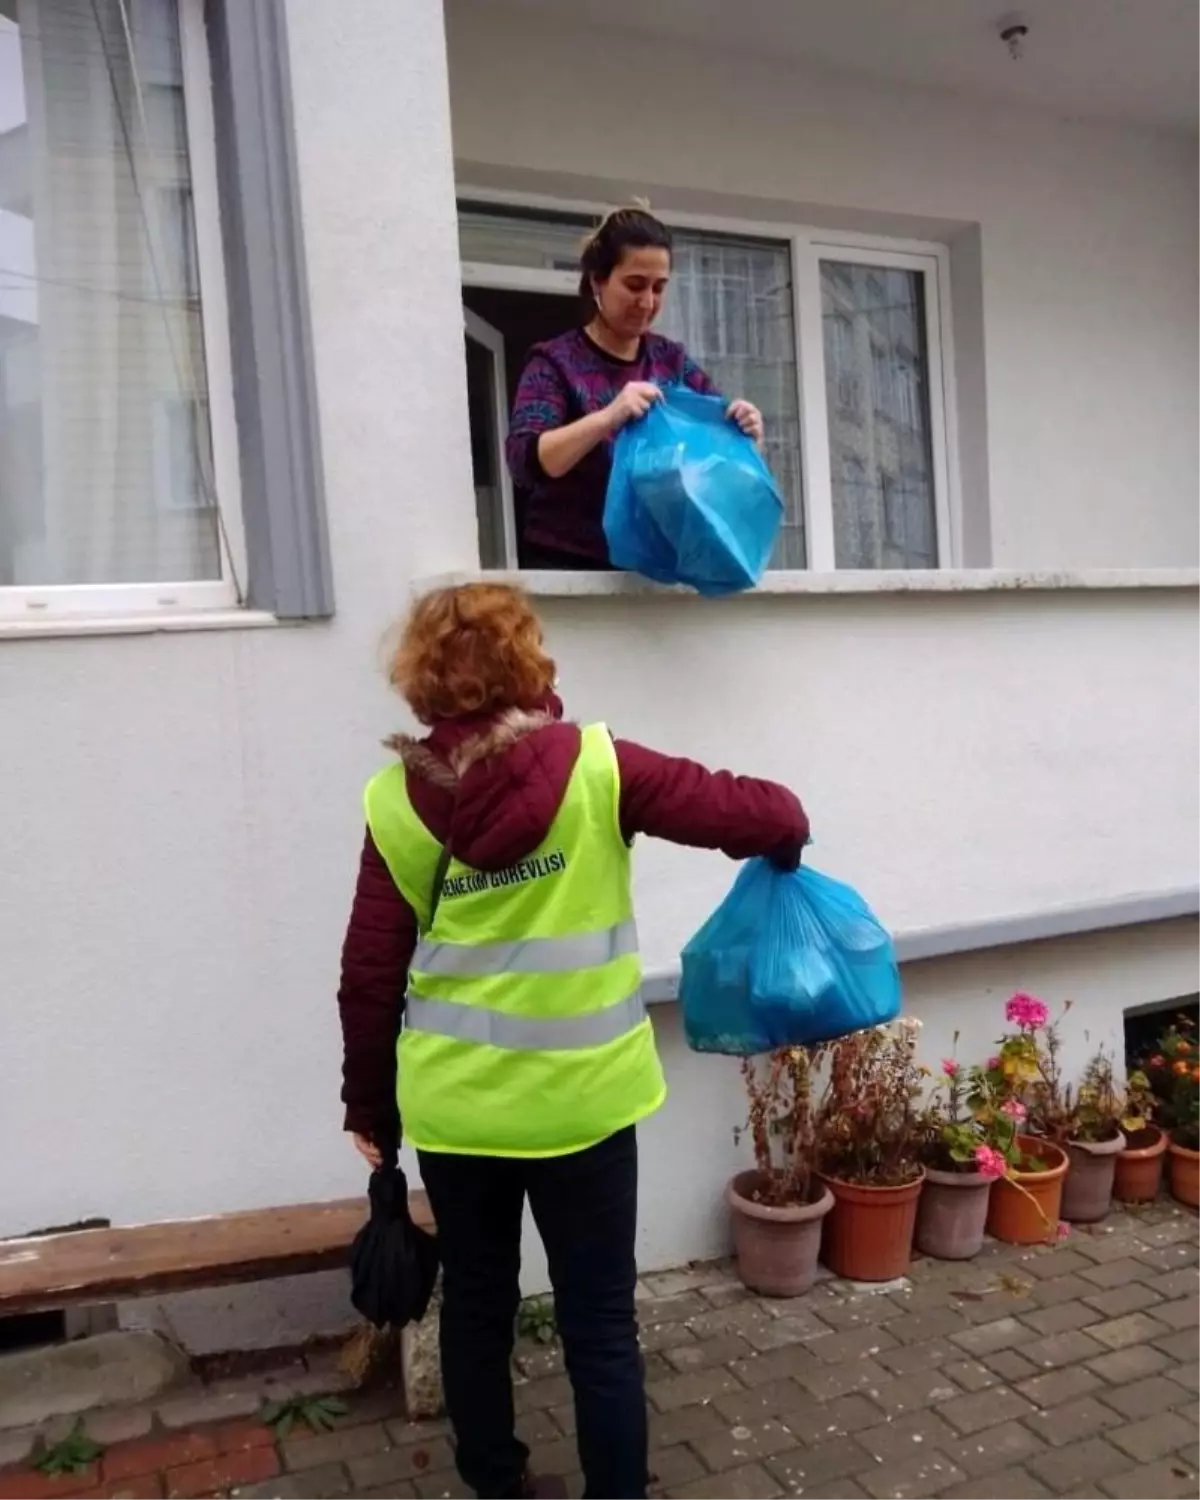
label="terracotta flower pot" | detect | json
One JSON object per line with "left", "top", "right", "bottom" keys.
{"left": 915, "top": 1166, "right": 993, "bottom": 1260}
{"left": 729, "top": 1173, "right": 835, "bottom": 1297}
{"left": 1061, "top": 1130, "right": 1126, "bottom": 1223}
{"left": 1168, "top": 1139, "right": 1200, "bottom": 1209}
{"left": 818, "top": 1168, "right": 925, "bottom": 1282}
{"left": 1113, "top": 1125, "right": 1168, "bottom": 1204}
{"left": 985, "top": 1136, "right": 1068, "bottom": 1245}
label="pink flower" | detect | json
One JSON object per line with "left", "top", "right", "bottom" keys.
{"left": 973, "top": 1145, "right": 1007, "bottom": 1181}
{"left": 986, "top": 1055, "right": 1002, "bottom": 1072}
{"left": 1056, "top": 1222, "right": 1071, "bottom": 1241}
{"left": 999, "top": 1098, "right": 1027, "bottom": 1121}
{"left": 1005, "top": 992, "right": 1050, "bottom": 1029}
{"left": 941, "top": 1059, "right": 961, "bottom": 1078}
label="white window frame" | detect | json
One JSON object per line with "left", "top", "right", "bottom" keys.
{"left": 463, "top": 306, "right": 519, "bottom": 567}
{"left": 457, "top": 186, "right": 961, "bottom": 573}
{"left": 0, "top": 0, "right": 247, "bottom": 623}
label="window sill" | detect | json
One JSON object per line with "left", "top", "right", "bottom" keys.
{"left": 0, "top": 608, "right": 284, "bottom": 642}
{"left": 419, "top": 567, "right": 1199, "bottom": 599}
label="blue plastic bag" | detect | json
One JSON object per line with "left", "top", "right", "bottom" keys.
{"left": 603, "top": 385, "right": 783, "bottom": 596}
{"left": 679, "top": 861, "right": 902, "bottom": 1055}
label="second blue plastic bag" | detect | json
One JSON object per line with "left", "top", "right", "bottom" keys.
{"left": 679, "top": 861, "right": 902, "bottom": 1055}
{"left": 603, "top": 384, "right": 783, "bottom": 596}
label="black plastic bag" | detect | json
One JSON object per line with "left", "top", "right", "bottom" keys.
{"left": 349, "top": 1163, "right": 439, "bottom": 1329}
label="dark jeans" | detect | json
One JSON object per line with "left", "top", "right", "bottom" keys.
{"left": 418, "top": 1129, "right": 647, "bottom": 1500}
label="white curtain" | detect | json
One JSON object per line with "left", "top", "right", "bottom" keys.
{"left": 0, "top": 0, "right": 218, "bottom": 588}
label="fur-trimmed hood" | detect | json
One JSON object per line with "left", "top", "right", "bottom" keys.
{"left": 385, "top": 695, "right": 584, "bottom": 871}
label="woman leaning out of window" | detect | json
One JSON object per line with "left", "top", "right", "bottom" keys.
{"left": 505, "top": 205, "right": 764, "bottom": 570}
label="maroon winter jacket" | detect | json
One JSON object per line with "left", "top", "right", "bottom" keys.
{"left": 337, "top": 697, "right": 808, "bottom": 1143}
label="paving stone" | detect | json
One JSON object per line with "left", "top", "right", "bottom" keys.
{"left": 157, "top": 1387, "right": 265, "bottom": 1427}
{"left": 1017, "top": 1365, "right": 1105, "bottom": 1409}
{"left": 351, "top": 1440, "right": 459, "bottom": 1488}
{"left": 647, "top": 1443, "right": 706, "bottom": 1491}
{"left": 1098, "top": 1375, "right": 1197, "bottom": 1421}
{"left": 1154, "top": 1297, "right": 1200, "bottom": 1330}
{"left": 1022, "top": 1330, "right": 1108, "bottom": 1369}
{"left": 666, "top": 1460, "right": 782, "bottom": 1498}
{"left": 1079, "top": 1259, "right": 1152, "bottom": 1290}
{"left": 1088, "top": 1344, "right": 1171, "bottom": 1383}
{"left": 514, "top": 1344, "right": 565, "bottom": 1379}
{"left": 943, "top": 1358, "right": 1000, "bottom": 1392}
{"left": 740, "top": 1310, "right": 832, "bottom": 1352}
{"left": 711, "top": 1379, "right": 809, "bottom": 1428}
{"left": 943, "top": 1419, "right": 1048, "bottom": 1478}
{"left": 0, "top": 1429, "right": 36, "bottom": 1469}
{"left": 941, "top": 1386, "right": 1038, "bottom": 1436}
{"left": 950, "top": 1316, "right": 1028, "bottom": 1356}
{"left": 692, "top": 1417, "right": 797, "bottom": 1472}
{"left": 646, "top": 1366, "right": 743, "bottom": 1413}
{"left": 1151, "top": 1268, "right": 1200, "bottom": 1300}
{"left": 662, "top": 1334, "right": 755, "bottom": 1372}
{"left": 640, "top": 1321, "right": 697, "bottom": 1355}
{"left": 1022, "top": 1300, "right": 1105, "bottom": 1336}
{"left": 814, "top": 1293, "right": 906, "bottom": 1330}
{"left": 649, "top": 1401, "right": 726, "bottom": 1449}
{"left": 875, "top": 1339, "right": 958, "bottom": 1376}
{"left": 884, "top": 1308, "right": 971, "bottom": 1345}
{"left": 1082, "top": 1283, "right": 1164, "bottom": 1319}
{"left": 1024, "top": 1396, "right": 1123, "bottom": 1447}
{"left": 792, "top": 1356, "right": 892, "bottom": 1402}
{"left": 514, "top": 1374, "right": 574, "bottom": 1414}
{"left": 1108, "top": 1412, "right": 1198, "bottom": 1465}
{"left": 1168, "top": 1363, "right": 1200, "bottom": 1395}
{"left": 1136, "top": 1243, "right": 1199, "bottom": 1274}
{"left": 810, "top": 1326, "right": 899, "bottom": 1363}
{"left": 1028, "top": 1273, "right": 1100, "bottom": 1309}
{"left": 948, "top": 1467, "right": 1052, "bottom": 1498}
{"left": 984, "top": 1349, "right": 1043, "bottom": 1382}
{"left": 1156, "top": 1329, "right": 1200, "bottom": 1361}
{"left": 1099, "top": 1457, "right": 1200, "bottom": 1499}
{"left": 794, "top": 1484, "right": 869, "bottom": 1500}
{"left": 514, "top": 1409, "right": 563, "bottom": 1448}
{"left": 1022, "top": 1251, "right": 1097, "bottom": 1280}
{"left": 855, "top": 1409, "right": 959, "bottom": 1464}
{"left": 281, "top": 1423, "right": 392, "bottom": 1472}
{"left": 1073, "top": 1233, "right": 1147, "bottom": 1265}
{"left": 1133, "top": 1218, "right": 1198, "bottom": 1250}
{"left": 765, "top": 1437, "right": 873, "bottom": 1491}
{"left": 857, "top": 1451, "right": 966, "bottom": 1498}
{"left": 1089, "top": 1311, "right": 1171, "bottom": 1349}
{"left": 863, "top": 1370, "right": 960, "bottom": 1417}
{"left": 413, "top": 1471, "right": 469, "bottom": 1499}
{"left": 1027, "top": 1437, "right": 1128, "bottom": 1490}
{"left": 780, "top": 1392, "right": 883, "bottom": 1443}
{"left": 234, "top": 1462, "right": 353, "bottom": 1498}
{"left": 523, "top": 1437, "right": 583, "bottom": 1482}
{"left": 639, "top": 1293, "right": 711, "bottom": 1326}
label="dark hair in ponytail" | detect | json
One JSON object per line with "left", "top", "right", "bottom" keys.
{"left": 578, "top": 202, "right": 673, "bottom": 308}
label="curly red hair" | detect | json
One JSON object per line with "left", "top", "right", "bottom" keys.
{"left": 389, "top": 584, "right": 556, "bottom": 724}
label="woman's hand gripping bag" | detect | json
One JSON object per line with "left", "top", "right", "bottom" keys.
{"left": 604, "top": 385, "right": 783, "bottom": 596}
{"left": 680, "top": 859, "right": 901, "bottom": 1054}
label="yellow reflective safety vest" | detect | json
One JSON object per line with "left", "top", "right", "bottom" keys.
{"left": 364, "top": 723, "right": 667, "bottom": 1157}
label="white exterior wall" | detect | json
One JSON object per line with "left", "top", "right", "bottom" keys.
{"left": 1, "top": 0, "right": 1198, "bottom": 1337}
{"left": 445, "top": 0, "right": 1200, "bottom": 571}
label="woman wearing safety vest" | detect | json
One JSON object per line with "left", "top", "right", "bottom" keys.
{"left": 337, "top": 583, "right": 807, "bottom": 1500}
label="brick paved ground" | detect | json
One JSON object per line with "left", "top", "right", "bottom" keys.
{"left": 0, "top": 1202, "right": 1195, "bottom": 1500}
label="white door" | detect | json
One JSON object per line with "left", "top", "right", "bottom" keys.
{"left": 463, "top": 307, "right": 517, "bottom": 568}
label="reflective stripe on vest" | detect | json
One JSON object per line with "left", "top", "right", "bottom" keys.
{"left": 363, "top": 722, "right": 667, "bottom": 1158}
{"left": 405, "top": 988, "right": 646, "bottom": 1051}
{"left": 412, "top": 917, "right": 638, "bottom": 978}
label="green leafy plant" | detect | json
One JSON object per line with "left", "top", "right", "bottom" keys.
{"left": 918, "top": 1034, "right": 995, "bottom": 1174}
{"left": 262, "top": 1395, "right": 349, "bottom": 1439}
{"left": 35, "top": 1422, "right": 104, "bottom": 1478}
{"left": 516, "top": 1296, "right": 558, "bottom": 1345}
{"left": 1142, "top": 1017, "right": 1200, "bottom": 1150}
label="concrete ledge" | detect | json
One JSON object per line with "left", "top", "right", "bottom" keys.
{"left": 643, "top": 885, "right": 1200, "bottom": 1004}
{"left": 419, "top": 567, "right": 1200, "bottom": 600}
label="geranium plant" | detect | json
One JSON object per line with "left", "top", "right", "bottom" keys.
{"left": 737, "top": 1045, "right": 827, "bottom": 1206}
{"left": 919, "top": 1036, "right": 1006, "bottom": 1181}
{"left": 815, "top": 1019, "right": 925, "bottom": 1186}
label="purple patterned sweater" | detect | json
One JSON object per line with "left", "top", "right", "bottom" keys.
{"left": 505, "top": 327, "right": 718, "bottom": 565}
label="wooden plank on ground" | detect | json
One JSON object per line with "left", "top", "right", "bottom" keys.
{"left": 0, "top": 1192, "right": 433, "bottom": 1315}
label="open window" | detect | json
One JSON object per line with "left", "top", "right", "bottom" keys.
{"left": 457, "top": 199, "right": 957, "bottom": 573}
